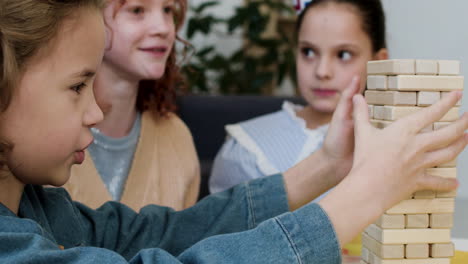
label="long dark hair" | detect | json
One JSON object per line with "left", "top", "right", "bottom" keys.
{"left": 296, "top": 0, "right": 387, "bottom": 52}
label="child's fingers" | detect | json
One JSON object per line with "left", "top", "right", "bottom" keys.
{"left": 418, "top": 175, "right": 459, "bottom": 193}
{"left": 333, "top": 76, "right": 360, "bottom": 121}
{"left": 422, "top": 133, "right": 468, "bottom": 168}
{"left": 417, "top": 112, "right": 468, "bottom": 151}
{"left": 401, "top": 91, "right": 462, "bottom": 134}
{"left": 352, "top": 94, "right": 371, "bottom": 136}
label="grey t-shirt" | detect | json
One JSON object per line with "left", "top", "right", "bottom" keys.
{"left": 88, "top": 112, "right": 141, "bottom": 201}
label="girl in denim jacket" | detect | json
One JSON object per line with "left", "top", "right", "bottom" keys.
{"left": 0, "top": 0, "right": 465, "bottom": 263}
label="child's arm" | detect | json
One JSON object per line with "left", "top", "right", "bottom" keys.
{"left": 74, "top": 173, "right": 290, "bottom": 258}
{"left": 1, "top": 194, "right": 341, "bottom": 263}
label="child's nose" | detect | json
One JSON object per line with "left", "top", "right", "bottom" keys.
{"left": 84, "top": 97, "right": 104, "bottom": 127}
{"left": 316, "top": 58, "right": 333, "bottom": 80}
{"left": 148, "top": 11, "right": 172, "bottom": 37}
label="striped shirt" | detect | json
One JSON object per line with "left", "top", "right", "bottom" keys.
{"left": 210, "top": 101, "right": 328, "bottom": 194}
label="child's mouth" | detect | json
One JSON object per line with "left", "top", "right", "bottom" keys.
{"left": 74, "top": 150, "right": 85, "bottom": 164}
{"left": 139, "top": 46, "right": 168, "bottom": 58}
{"left": 313, "top": 88, "right": 338, "bottom": 97}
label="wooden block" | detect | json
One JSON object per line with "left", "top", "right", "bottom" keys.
{"left": 433, "top": 121, "right": 452, "bottom": 130}
{"left": 367, "top": 76, "right": 388, "bottom": 90}
{"left": 362, "top": 246, "right": 370, "bottom": 263}
{"left": 405, "top": 244, "right": 429, "bottom": 258}
{"left": 439, "top": 107, "right": 459, "bottom": 121}
{"left": 371, "top": 107, "right": 457, "bottom": 122}
{"left": 405, "top": 214, "right": 429, "bottom": 228}
{"left": 437, "top": 158, "right": 457, "bottom": 168}
{"left": 430, "top": 243, "right": 455, "bottom": 257}
{"left": 436, "top": 189, "right": 457, "bottom": 198}
{"left": 441, "top": 91, "right": 462, "bottom": 106}
{"left": 429, "top": 214, "right": 453, "bottom": 228}
{"left": 370, "top": 119, "right": 393, "bottom": 129}
{"left": 373, "top": 106, "right": 457, "bottom": 122}
{"left": 417, "top": 91, "right": 440, "bottom": 106}
{"left": 438, "top": 60, "right": 460, "bottom": 75}
{"left": 426, "top": 167, "right": 457, "bottom": 178}
{"left": 388, "top": 75, "right": 464, "bottom": 92}
{"left": 420, "top": 124, "right": 433, "bottom": 133}
{"left": 412, "top": 190, "right": 436, "bottom": 199}
{"left": 386, "top": 198, "right": 454, "bottom": 214}
{"left": 367, "top": 59, "right": 415, "bottom": 75}
{"left": 365, "top": 91, "right": 417, "bottom": 106}
{"left": 416, "top": 60, "right": 438, "bottom": 75}
{"left": 362, "top": 232, "right": 404, "bottom": 259}
{"left": 368, "top": 251, "right": 449, "bottom": 264}
{"left": 375, "top": 214, "right": 405, "bottom": 229}
{"left": 373, "top": 106, "right": 420, "bottom": 120}
{"left": 365, "top": 224, "right": 451, "bottom": 244}
{"left": 369, "top": 105, "right": 374, "bottom": 118}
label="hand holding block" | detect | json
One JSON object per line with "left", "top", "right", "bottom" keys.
{"left": 367, "top": 59, "right": 415, "bottom": 75}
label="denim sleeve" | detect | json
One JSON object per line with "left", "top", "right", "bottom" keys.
{"left": 209, "top": 138, "right": 266, "bottom": 194}
{"left": 0, "top": 175, "right": 341, "bottom": 264}
{"left": 0, "top": 202, "right": 340, "bottom": 264}
{"left": 77, "top": 174, "right": 289, "bottom": 258}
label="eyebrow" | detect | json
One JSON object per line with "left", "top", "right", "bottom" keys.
{"left": 72, "top": 69, "right": 96, "bottom": 79}
{"left": 298, "top": 40, "right": 359, "bottom": 50}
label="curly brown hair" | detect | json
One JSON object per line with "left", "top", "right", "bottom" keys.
{"left": 0, "top": 0, "right": 105, "bottom": 171}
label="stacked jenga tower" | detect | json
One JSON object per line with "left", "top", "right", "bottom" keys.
{"left": 361, "top": 59, "right": 463, "bottom": 264}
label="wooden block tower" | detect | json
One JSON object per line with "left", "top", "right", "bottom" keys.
{"left": 361, "top": 59, "right": 463, "bottom": 264}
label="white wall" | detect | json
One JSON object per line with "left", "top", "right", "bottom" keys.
{"left": 382, "top": 0, "right": 468, "bottom": 199}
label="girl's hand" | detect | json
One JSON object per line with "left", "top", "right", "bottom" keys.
{"left": 319, "top": 91, "right": 468, "bottom": 246}
{"left": 321, "top": 76, "right": 361, "bottom": 184}
{"left": 350, "top": 91, "right": 467, "bottom": 209}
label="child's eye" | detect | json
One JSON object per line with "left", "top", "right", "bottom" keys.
{"left": 338, "top": 50, "right": 352, "bottom": 61}
{"left": 70, "top": 83, "right": 86, "bottom": 94}
{"left": 163, "top": 5, "right": 174, "bottom": 14}
{"left": 301, "top": 48, "right": 316, "bottom": 59}
{"left": 130, "top": 6, "right": 145, "bottom": 15}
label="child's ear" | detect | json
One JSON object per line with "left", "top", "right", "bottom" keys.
{"left": 373, "top": 48, "right": 389, "bottom": 60}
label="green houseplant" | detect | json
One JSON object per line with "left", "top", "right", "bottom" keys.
{"left": 182, "top": 0, "right": 296, "bottom": 95}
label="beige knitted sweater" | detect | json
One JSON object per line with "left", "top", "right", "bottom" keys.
{"left": 63, "top": 111, "right": 200, "bottom": 211}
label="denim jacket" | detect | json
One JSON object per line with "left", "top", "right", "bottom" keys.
{"left": 0, "top": 174, "right": 341, "bottom": 263}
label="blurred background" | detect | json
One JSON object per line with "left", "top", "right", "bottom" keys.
{"left": 180, "top": 0, "right": 468, "bottom": 242}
